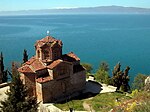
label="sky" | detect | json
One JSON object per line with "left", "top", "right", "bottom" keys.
{"left": 0, "top": 0, "right": 150, "bottom": 11}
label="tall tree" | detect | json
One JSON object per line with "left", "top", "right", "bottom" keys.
{"left": 0, "top": 70, "right": 38, "bottom": 112}
{"left": 23, "top": 49, "right": 28, "bottom": 63}
{"left": 11, "top": 61, "right": 21, "bottom": 76}
{"left": 95, "top": 61, "right": 111, "bottom": 84}
{"left": 0, "top": 52, "right": 4, "bottom": 72}
{"left": 112, "top": 63, "right": 130, "bottom": 92}
{"left": 100, "top": 61, "right": 109, "bottom": 72}
{"left": 120, "top": 66, "right": 130, "bottom": 92}
{"left": 2, "top": 70, "right": 8, "bottom": 83}
{"left": 0, "top": 52, "right": 8, "bottom": 83}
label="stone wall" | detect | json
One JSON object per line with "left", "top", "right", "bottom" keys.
{"left": 41, "top": 77, "right": 73, "bottom": 103}
{"left": 71, "top": 71, "right": 86, "bottom": 92}
{"left": 53, "top": 62, "right": 73, "bottom": 79}
{"left": 145, "top": 76, "right": 150, "bottom": 91}
{"left": 24, "top": 73, "right": 36, "bottom": 96}
{"left": 36, "top": 82, "right": 43, "bottom": 103}
{"left": 37, "top": 70, "right": 86, "bottom": 103}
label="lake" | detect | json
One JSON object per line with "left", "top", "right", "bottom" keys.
{"left": 0, "top": 14, "right": 150, "bottom": 82}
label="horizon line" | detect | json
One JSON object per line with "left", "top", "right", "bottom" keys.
{"left": 0, "top": 5, "right": 150, "bottom": 12}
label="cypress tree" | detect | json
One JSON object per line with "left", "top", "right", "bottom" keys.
{"left": 23, "top": 49, "right": 28, "bottom": 63}
{"left": 2, "top": 70, "right": 8, "bottom": 83}
{"left": 0, "top": 70, "right": 38, "bottom": 112}
{"left": 112, "top": 63, "right": 130, "bottom": 92}
{"left": 0, "top": 52, "right": 8, "bottom": 83}
{"left": 0, "top": 52, "right": 4, "bottom": 72}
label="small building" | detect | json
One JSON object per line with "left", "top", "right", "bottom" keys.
{"left": 18, "top": 36, "right": 86, "bottom": 103}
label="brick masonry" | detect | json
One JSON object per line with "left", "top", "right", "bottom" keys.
{"left": 18, "top": 36, "right": 86, "bottom": 103}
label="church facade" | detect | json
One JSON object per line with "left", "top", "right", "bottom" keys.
{"left": 18, "top": 36, "right": 86, "bottom": 103}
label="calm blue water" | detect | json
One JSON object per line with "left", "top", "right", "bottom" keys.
{"left": 0, "top": 14, "right": 150, "bottom": 82}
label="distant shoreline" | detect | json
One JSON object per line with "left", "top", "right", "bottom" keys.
{"left": 1, "top": 13, "right": 150, "bottom": 17}
{"left": 1, "top": 5, "right": 150, "bottom": 16}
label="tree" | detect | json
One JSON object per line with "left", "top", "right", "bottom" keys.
{"left": 81, "top": 63, "right": 93, "bottom": 78}
{"left": 2, "top": 70, "right": 8, "bottom": 83}
{"left": 132, "top": 74, "right": 147, "bottom": 90}
{"left": 81, "top": 63, "right": 93, "bottom": 73}
{"left": 95, "top": 62, "right": 111, "bottom": 84}
{"left": 0, "top": 70, "right": 38, "bottom": 112}
{"left": 100, "top": 61, "right": 109, "bottom": 72}
{"left": 112, "top": 62, "right": 130, "bottom": 92}
{"left": 0, "top": 52, "right": 8, "bottom": 83}
{"left": 120, "top": 66, "right": 130, "bottom": 92}
{"left": 0, "top": 52, "right": 4, "bottom": 72}
{"left": 23, "top": 49, "right": 28, "bottom": 63}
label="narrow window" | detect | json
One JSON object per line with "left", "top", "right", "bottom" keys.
{"left": 37, "top": 50, "right": 40, "bottom": 58}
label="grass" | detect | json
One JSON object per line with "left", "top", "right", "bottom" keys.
{"left": 54, "top": 99, "right": 85, "bottom": 111}
{"left": 87, "top": 92, "right": 131, "bottom": 112}
{"left": 55, "top": 91, "right": 150, "bottom": 111}
{"left": 54, "top": 92, "right": 131, "bottom": 111}
{"left": 114, "top": 91, "right": 150, "bottom": 112}
{"left": 132, "top": 91, "right": 150, "bottom": 112}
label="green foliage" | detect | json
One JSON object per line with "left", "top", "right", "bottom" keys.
{"left": 0, "top": 52, "right": 8, "bottom": 83}
{"left": 2, "top": 70, "right": 8, "bottom": 83}
{"left": 55, "top": 92, "right": 130, "bottom": 112}
{"left": 131, "top": 89, "right": 138, "bottom": 97}
{"left": 23, "top": 49, "right": 28, "bottom": 63}
{"left": 133, "top": 100, "right": 150, "bottom": 112}
{"left": 81, "top": 63, "right": 93, "bottom": 73}
{"left": 126, "top": 102, "right": 137, "bottom": 112}
{"left": 112, "top": 62, "right": 130, "bottom": 92}
{"left": 100, "top": 61, "right": 109, "bottom": 71}
{"left": 81, "top": 63, "right": 93, "bottom": 78}
{"left": 55, "top": 100, "right": 85, "bottom": 111}
{"left": 95, "top": 62, "right": 111, "bottom": 84}
{"left": 132, "top": 74, "right": 147, "bottom": 90}
{"left": 11, "top": 62, "right": 21, "bottom": 76}
{"left": 0, "top": 72, "right": 38, "bottom": 112}
{"left": 87, "top": 92, "right": 130, "bottom": 112}
{"left": 95, "top": 70, "right": 111, "bottom": 84}
{"left": 131, "top": 91, "right": 150, "bottom": 112}
{"left": 0, "top": 52, "right": 4, "bottom": 72}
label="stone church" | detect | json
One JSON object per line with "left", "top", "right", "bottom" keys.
{"left": 18, "top": 36, "right": 86, "bottom": 103}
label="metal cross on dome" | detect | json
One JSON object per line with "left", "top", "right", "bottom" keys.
{"left": 47, "top": 30, "right": 50, "bottom": 36}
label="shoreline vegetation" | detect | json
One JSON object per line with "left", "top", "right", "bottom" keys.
{"left": 0, "top": 50, "right": 149, "bottom": 111}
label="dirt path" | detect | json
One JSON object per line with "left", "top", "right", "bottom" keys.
{"left": 83, "top": 100, "right": 95, "bottom": 112}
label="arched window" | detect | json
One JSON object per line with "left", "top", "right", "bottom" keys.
{"left": 43, "top": 50, "right": 49, "bottom": 59}
{"left": 53, "top": 48, "right": 60, "bottom": 60}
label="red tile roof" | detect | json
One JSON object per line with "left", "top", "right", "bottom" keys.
{"left": 35, "top": 36, "right": 62, "bottom": 48}
{"left": 19, "top": 57, "right": 46, "bottom": 73}
{"left": 30, "top": 59, "right": 45, "bottom": 71}
{"left": 47, "top": 59, "right": 63, "bottom": 69}
{"left": 25, "top": 56, "right": 36, "bottom": 65}
{"left": 67, "top": 52, "right": 80, "bottom": 61}
{"left": 18, "top": 65, "right": 34, "bottom": 73}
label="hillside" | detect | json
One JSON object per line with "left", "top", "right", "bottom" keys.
{"left": 1, "top": 6, "right": 150, "bottom": 15}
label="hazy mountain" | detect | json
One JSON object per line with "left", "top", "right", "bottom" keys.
{"left": 1, "top": 6, "right": 150, "bottom": 15}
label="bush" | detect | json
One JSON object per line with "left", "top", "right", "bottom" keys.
{"left": 132, "top": 74, "right": 147, "bottom": 90}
